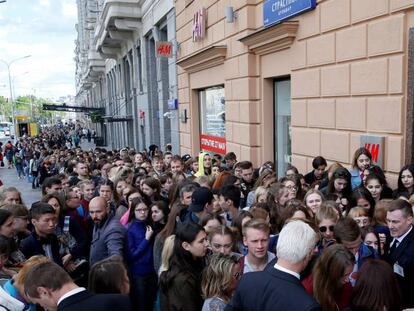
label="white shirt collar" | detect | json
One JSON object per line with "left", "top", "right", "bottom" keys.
{"left": 274, "top": 263, "right": 300, "bottom": 280}
{"left": 57, "top": 287, "right": 86, "bottom": 306}
{"left": 394, "top": 225, "right": 413, "bottom": 245}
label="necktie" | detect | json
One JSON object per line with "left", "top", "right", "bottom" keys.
{"left": 389, "top": 240, "right": 399, "bottom": 255}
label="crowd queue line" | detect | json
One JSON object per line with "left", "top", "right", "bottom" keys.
{"left": 0, "top": 124, "right": 413, "bottom": 311}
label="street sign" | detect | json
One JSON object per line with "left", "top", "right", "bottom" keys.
{"left": 263, "top": 0, "right": 317, "bottom": 28}
{"left": 155, "top": 41, "right": 173, "bottom": 58}
{"left": 200, "top": 134, "right": 226, "bottom": 154}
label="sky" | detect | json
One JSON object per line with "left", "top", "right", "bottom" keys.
{"left": 0, "top": 0, "right": 78, "bottom": 101}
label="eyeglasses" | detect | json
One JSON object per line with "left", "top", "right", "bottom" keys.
{"left": 135, "top": 208, "right": 148, "bottom": 213}
{"left": 286, "top": 185, "right": 298, "bottom": 191}
{"left": 319, "top": 225, "right": 335, "bottom": 233}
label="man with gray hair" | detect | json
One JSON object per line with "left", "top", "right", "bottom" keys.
{"left": 225, "top": 220, "right": 321, "bottom": 311}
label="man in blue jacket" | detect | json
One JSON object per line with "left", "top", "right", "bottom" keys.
{"left": 225, "top": 220, "right": 321, "bottom": 311}
{"left": 89, "top": 197, "right": 126, "bottom": 266}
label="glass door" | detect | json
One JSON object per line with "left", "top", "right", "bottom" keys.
{"left": 274, "top": 79, "right": 292, "bottom": 177}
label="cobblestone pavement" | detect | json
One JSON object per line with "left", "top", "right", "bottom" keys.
{"left": 0, "top": 139, "right": 97, "bottom": 207}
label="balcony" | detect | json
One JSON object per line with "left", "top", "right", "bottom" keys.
{"left": 94, "top": 0, "right": 142, "bottom": 59}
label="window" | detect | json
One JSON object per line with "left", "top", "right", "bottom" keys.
{"left": 274, "top": 79, "right": 291, "bottom": 176}
{"left": 199, "top": 86, "right": 225, "bottom": 138}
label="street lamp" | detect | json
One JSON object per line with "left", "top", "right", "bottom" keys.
{"left": 0, "top": 55, "right": 31, "bottom": 138}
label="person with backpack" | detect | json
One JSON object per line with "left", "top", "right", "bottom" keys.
{"left": 4, "top": 141, "right": 14, "bottom": 169}
{"left": 29, "top": 153, "right": 40, "bottom": 189}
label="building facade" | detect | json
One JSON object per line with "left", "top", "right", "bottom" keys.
{"left": 176, "top": 0, "right": 414, "bottom": 182}
{"left": 75, "top": 0, "right": 179, "bottom": 152}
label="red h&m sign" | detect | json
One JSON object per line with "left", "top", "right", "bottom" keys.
{"left": 360, "top": 135, "right": 385, "bottom": 167}
{"left": 155, "top": 41, "right": 173, "bottom": 58}
{"left": 200, "top": 134, "right": 226, "bottom": 154}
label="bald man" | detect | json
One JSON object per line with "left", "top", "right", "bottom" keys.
{"left": 89, "top": 197, "right": 126, "bottom": 265}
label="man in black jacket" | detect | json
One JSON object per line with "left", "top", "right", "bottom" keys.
{"left": 24, "top": 261, "right": 131, "bottom": 311}
{"left": 225, "top": 220, "right": 321, "bottom": 311}
{"left": 384, "top": 199, "right": 414, "bottom": 308}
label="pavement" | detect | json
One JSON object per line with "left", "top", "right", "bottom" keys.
{"left": 0, "top": 163, "right": 41, "bottom": 207}
{"left": 0, "top": 139, "right": 97, "bottom": 207}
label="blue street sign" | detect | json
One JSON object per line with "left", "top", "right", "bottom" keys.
{"left": 263, "top": 0, "right": 317, "bottom": 28}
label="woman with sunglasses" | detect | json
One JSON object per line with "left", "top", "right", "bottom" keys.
{"left": 201, "top": 253, "right": 242, "bottom": 311}
{"left": 315, "top": 203, "right": 339, "bottom": 250}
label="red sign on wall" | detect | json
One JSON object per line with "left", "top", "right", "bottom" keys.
{"left": 155, "top": 41, "right": 173, "bottom": 58}
{"left": 200, "top": 134, "right": 226, "bottom": 154}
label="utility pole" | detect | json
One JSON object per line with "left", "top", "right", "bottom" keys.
{"left": 0, "top": 55, "right": 31, "bottom": 138}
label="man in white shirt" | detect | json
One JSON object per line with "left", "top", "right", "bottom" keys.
{"left": 385, "top": 199, "right": 414, "bottom": 308}
{"left": 226, "top": 220, "right": 320, "bottom": 311}
{"left": 24, "top": 261, "right": 131, "bottom": 311}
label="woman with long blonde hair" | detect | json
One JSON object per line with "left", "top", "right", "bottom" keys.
{"left": 201, "top": 253, "right": 241, "bottom": 311}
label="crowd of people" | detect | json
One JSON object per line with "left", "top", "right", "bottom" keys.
{"left": 0, "top": 124, "right": 413, "bottom": 311}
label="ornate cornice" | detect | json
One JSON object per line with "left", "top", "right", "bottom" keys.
{"left": 177, "top": 45, "right": 227, "bottom": 73}
{"left": 239, "top": 21, "right": 299, "bottom": 55}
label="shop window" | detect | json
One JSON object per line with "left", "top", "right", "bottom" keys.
{"left": 199, "top": 86, "right": 226, "bottom": 154}
{"left": 274, "top": 79, "right": 291, "bottom": 176}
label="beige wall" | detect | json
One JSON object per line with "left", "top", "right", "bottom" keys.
{"left": 176, "top": 0, "right": 414, "bottom": 182}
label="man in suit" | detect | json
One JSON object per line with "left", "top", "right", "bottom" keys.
{"left": 89, "top": 196, "right": 126, "bottom": 266}
{"left": 24, "top": 261, "right": 131, "bottom": 311}
{"left": 225, "top": 220, "right": 321, "bottom": 311}
{"left": 384, "top": 199, "right": 414, "bottom": 308}
{"left": 20, "top": 203, "right": 63, "bottom": 266}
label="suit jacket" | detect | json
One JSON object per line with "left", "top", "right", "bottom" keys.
{"left": 20, "top": 232, "right": 63, "bottom": 266}
{"left": 90, "top": 214, "right": 126, "bottom": 266}
{"left": 225, "top": 267, "right": 321, "bottom": 311}
{"left": 57, "top": 290, "right": 131, "bottom": 311}
{"left": 383, "top": 227, "right": 414, "bottom": 308}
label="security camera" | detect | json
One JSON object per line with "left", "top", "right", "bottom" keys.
{"left": 163, "top": 112, "right": 173, "bottom": 119}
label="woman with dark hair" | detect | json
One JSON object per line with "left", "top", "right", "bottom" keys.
{"left": 323, "top": 167, "right": 352, "bottom": 214}
{"left": 393, "top": 164, "right": 414, "bottom": 199}
{"left": 303, "top": 244, "right": 355, "bottom": 311}
{"left": 88, "top": 256, "right": 130, "bottom": 295}
{"left": 361, "top": 226, "right": 380, "bottom": 255}
{"left": 199, "top": 212, "right": 224, "bottom": 234}
{"left": 364, "top": 173, "right": 385, "bottom": 203}
{"left": 279, "top": 199, "right": 311, "bottom": 228}
{"left": 150, "top": 200, "right": 170, "bottom": 235}
{"left": 141, "top": 177, "right": 163, "bottom": 204}
{"left": 153, "top": 203, "right": 187, "bottom": 274}
{"left": 126, "top": 197, "right": 157, "bottom": 311}
{"left": 349, "top": 147, "right": 372, "bottom": 190}
{"left": 280, "top": 175, "right": 304, "bottom": 201}
{"left": 350, "top": 259, "right": 402, "bottom": 311}
{"left": 347, "top": 187, "right": 376, "bottom": 219}
{"left": 160, "top": 222, "right": 208, "bottom": 311}
{"left": 362, "top": 165, "right": 393, "bottom": 199}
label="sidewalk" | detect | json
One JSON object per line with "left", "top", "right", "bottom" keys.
{"left": 0, "top": 165, "right": 41, "bottom": 207}
{"left": 0, "top": 140, "right": 101, "bottom": 207}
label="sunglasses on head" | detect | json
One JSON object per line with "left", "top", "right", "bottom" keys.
{"left": 319, "top": 225, "right": 335, "bottom": 233}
